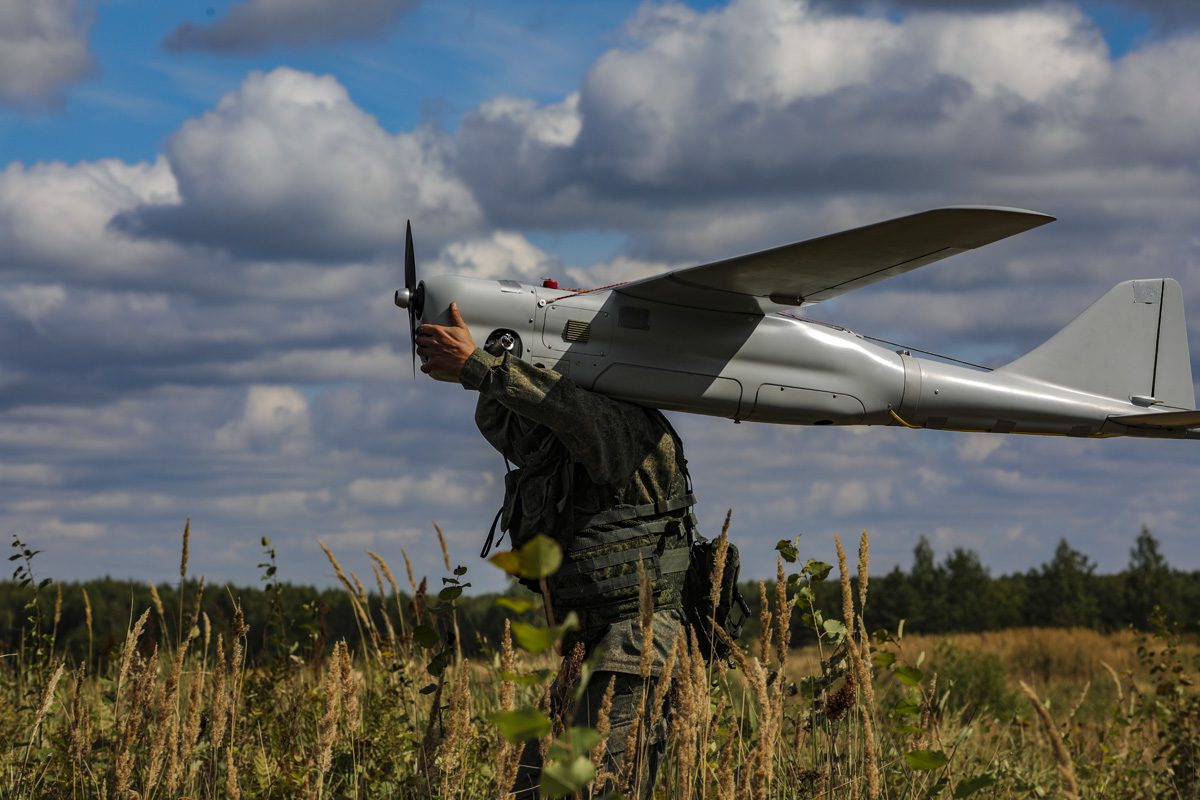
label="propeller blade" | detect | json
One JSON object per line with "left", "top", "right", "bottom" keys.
{"left": 406, "top": 220, "right": 417, "bottom": 377}
{"left": 404, "top": 220, "right": 416, "bottom": 291}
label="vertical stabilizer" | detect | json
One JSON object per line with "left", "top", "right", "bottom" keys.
{"left": 998, "top": 279, "right": 1195, "bottom": 409}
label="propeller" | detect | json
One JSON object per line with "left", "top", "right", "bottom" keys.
{"left": 394, "top": 220, "right": 424, "bottom": 376}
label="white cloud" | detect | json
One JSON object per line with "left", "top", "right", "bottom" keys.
{"left": 0, "top": 0, "right": 93, "bottom": 107}
{"left": 346, "top": 469, "right": 491, "bottom": 507}
{"left": 164, "top": 0, "right": 419, "bottom": 53}
{"left": 35, "top": 517, "right": 105, "bottom": 540}
{"left": 429, "top": 231, "right": 562, "bottom": 281}
{"left": 116, "top": 68, "right": 480, "bottom": 261}
{"left": 217, "top": 385, "right": 312, "bottom": 453}
{"left": 0, "top": 463, "right": 60, "bottom": 485}
{"left": 215, "top": 489, "right": 332, "bottom": 517}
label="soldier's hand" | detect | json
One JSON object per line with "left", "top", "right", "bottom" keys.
{"left": 415, "top": 302, "right": 476, "bottom": 382}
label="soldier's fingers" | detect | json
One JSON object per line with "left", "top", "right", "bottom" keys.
{"left": 448, "top": 303, "right": 467, "bottom": 328}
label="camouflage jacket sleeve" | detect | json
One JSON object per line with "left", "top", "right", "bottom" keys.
{"left": 458, "top": 348, "right": 662, "bottom": 486}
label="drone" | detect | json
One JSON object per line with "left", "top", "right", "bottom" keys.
{"left": 396, "top": 207, "right": 1200, "bottom": 440}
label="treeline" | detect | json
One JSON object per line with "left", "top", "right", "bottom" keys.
{"left": 2, "top": 527, "right": 1195, "bottom": 668}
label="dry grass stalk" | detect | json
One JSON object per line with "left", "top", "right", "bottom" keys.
{"left": 836, "top": 535, "right": 880, "bottom": 799}
{"left": 67, "top": 665, "right": 93, "bottom": 766}
{"left": 147, "top": 633, "right": 189, "bottom": 793}
{"left": 589, "top": 674, "right": 619, "bottom": 792}
{"left": 226, "top": 738, "right": 242, "bottom": 800}
{"left": 667, "top": 633, "right": 696, "bottom": 799}
{"left": 226, "top": 602, "right": 249, "bottom": 794}
{"left": 495, "top": 621, "right": 520, "bottom": 799}
{"left": 340, "top": 644, "right": 362, "bottom": 733}
{"left": 318, "top": 540, "right": 357, "bottom": 596}
{"left": 434, "top": 521, "right": 452, "bottom": 572}
{"left": 637, "top": 559, "right": 654, "bottom": 681}
{"left": 758, "top": 580, "right": 772, "bottom": 664}
{"left": 1019, "top": 680, "right": 1081, "bottom": 799}
{"left": 369, "top": 550, "right": 408, "bottom": 639}
{"left": 439, "top": 659, "right": 474, "bottom": 799}
{"left": 400, "top": 546, "right": 418, "bottom": 595}
{"left": 370, "top": 562, "right": 398, "bottom": 646}
{"left": 855, "top": 532, "right": 876, "bottom": 712}
{"left": 709, "top": 510, "right": 732, "bottom": 619}
{"left": 716, "top": 728, "right": 736, "bottom": 800}
{"left": 149, "top": 581, "right": 165, "bottom": 621}
{"left": 180, "top": 517, "right": 190, "bottom": 579}
{"left": 775, "top": 556, "right": 790, "bottom": 668}
{"left": 211, "top": 635, "right": 230, "bottom": 752}
{"left": 648, "top": 628, "right": 680, "bottom": 733}
{"left": 1100, "top": 660, "right": 1123, "bottom": 701}
{"left": 115, "top": 608, "right": 150, "bottom": 715}
{"left": 178, "top": 664, "right": 206, "bottom": 786}
{"left": 315, "top": 640, "right": 346, "bottom": 793}
{"left": 24, "top": 660, "right": 65, "bottom": 773}
{"left": 114, "top": 648, "right": 158, "bottom": 797}
{"left": 82, "top": 587, "right": 93, "bottom": 666}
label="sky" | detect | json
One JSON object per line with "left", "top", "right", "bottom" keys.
{"left": 2, "top": 0, "right": 1199, "bottom": 593}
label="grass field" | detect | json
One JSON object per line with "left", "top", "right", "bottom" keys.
{"left": 2, "top": 525, "right": 1198, "bottom": 799}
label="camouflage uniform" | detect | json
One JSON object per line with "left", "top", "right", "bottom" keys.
{"left": 459, "top": 348, "right": 695, "bottom": 799}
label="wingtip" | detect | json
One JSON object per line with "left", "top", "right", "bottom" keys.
{"left": 936, "top": 205, "right": 1056, "bottom": 223}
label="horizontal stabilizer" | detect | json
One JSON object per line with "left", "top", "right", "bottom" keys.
{"left": 1110, "top": 409, "right": 1200, "bottom": 430}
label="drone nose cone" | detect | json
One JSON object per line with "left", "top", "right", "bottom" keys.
{"left": 394, "top": 288, "right": 412, "bottom": 309}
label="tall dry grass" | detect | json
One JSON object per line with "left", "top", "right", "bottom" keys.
{"left": 1, "top": 521, "right": 1197, "bottom": 799}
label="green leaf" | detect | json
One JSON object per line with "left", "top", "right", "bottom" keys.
{"left": 512, "top": 612, "right": 579, "bottom": 654}
{"left": 489, "top": 551, "right": 522, "bottom": 575}
{"left": 453, "top": 565, "right": 468, "bottom": 576}
{"left": 775, "top": 539, "right": 798, "bottom": 563}
{"left": 518, "top": 535, "right": 562, "bottom": 579}
{"left": 418, "top": 683, "right": 438, "bottom": 695}
{"left": 905, "top": 749, "right": 949, "bottom": 771}
{"left": 822, "top": 619, "right": 846, "bottom": 638}
{"left": 894, "top": 698, "right": 922, "bottom": 717}
{"left": 426, "top": 649, "right": 453, "bottom": 677}
{"left": 412, "top": 624, "right": 439, "bottom": 649}
{"left": 496, "top": 596, "right": 539, "bottom": 614}
{"left": 487, "top": 707, "right": 552, "bottom": 744}
{"left": 894, "top": 666, "right": 924, "bottom": 687}
{"left": 804, "top": 559, "right": 832, "bottom": 582}
{"left": 488, "top": 535, "right": 564, "bottom": 579}
{"left": 561, "top": 726, "right": 601, "bottom": 757}
{"left": 872, "top": 650, "right": 897, "bottom": 669}
{"left": 438, "top": 586, "right": 463, "bottom": 602}
{"left": 954, "top": 774, "right": 997, "bottom": 798}
{"left": 540, "top": 756, "right": 596, "bottom": 798}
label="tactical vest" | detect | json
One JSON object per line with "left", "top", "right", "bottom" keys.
{"left": 482, "top": 410, "right": 696, "bottom": 632}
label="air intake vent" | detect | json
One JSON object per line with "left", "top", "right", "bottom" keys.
{"left": 562, "top": 320, "right": 591, "bottom": 343}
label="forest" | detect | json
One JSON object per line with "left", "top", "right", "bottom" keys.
{"left": 3, "top": 525, "right": 1194, "bottom": 667}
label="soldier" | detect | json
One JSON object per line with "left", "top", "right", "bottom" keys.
{"left": 416, "top": 303, "right": 695, "bottom": 799}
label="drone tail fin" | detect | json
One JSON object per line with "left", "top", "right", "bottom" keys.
{"left": 998, "top": 278, "right": 1195, "bottom": 409}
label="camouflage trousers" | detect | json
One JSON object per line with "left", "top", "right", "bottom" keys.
{"left": 512, "top": 671, "right": 669, "bottom": 800}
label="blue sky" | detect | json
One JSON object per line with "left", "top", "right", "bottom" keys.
{"left": 3, "top": 0, "right": 1200, "bottom": 591}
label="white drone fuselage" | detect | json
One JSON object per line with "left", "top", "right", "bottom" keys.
{"left": 402, "top": 208, "right": 1200, "bottom": 440}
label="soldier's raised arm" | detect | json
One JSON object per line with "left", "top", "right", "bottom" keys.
{"left": 459, "top": 348, "right": 662, "bottom": 485}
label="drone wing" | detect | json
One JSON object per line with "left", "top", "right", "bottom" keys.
{"left": 614, "top": 206, "right": 1054, "bottom": 313}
